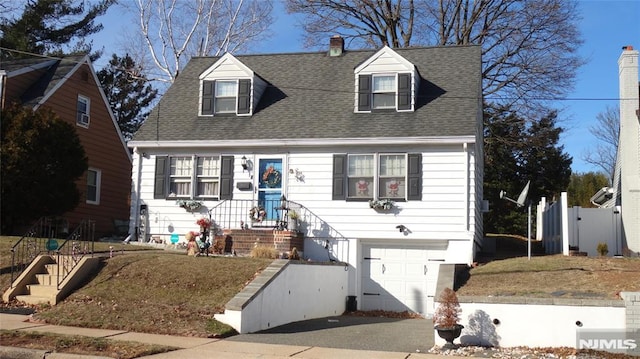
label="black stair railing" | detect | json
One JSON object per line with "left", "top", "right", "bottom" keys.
{"left": 55, "top": 219, "right": 95, "bottom": 289}
{"left": 207, "top": 199, "right": 349, "bottom": 261}
{"left": 9, "top": 217, "right": 69, "bottom": 287}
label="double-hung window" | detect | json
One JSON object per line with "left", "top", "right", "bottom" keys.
{"left": 347, "top": 154, "right": 374, "bottom": 199}
{"left": 201, "top": 79, "right": 251, "bottom": 116}
{"left": 77, "top": 95, "right": 90, "bottom": 127}
{"left": 86, "top": 168, "right": 100, "bottom": 204}
{"left": 356, "top": 73, "right": 412, "bottom": 112}
{"left": 372, "top": 75, "right": 396, "bottom": 109}
{"left": 155, "top": 155, "right": 235, "bottom": 200}
{"left": 196, "top": 156, "right": 220, "bottom": 198}
{"left": 169, "top": 157, "right": 193, "bottom": 197}
{"left": 334, "top": 153, "right": 421, "bottom": 201}
{"left": 378, "top": 154, "right": 406, "bottom": 199}
{"left": 215, "top": 81, "right": 237, "bottom": 114}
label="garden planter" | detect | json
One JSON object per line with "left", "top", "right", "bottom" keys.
{"left": 435, "top": 324, "right": 464, "bottom": 349}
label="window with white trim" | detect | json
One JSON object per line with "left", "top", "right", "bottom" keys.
{"left": 169, "top": 156, "right": 193, "bottom": 197}
{"left": 86, "top": 168, "right": 100, "bottom": 204}
{"left": 372, "top": 75, "right": 396, "bottom": 109}
{"left": 77, "top": 95, "right": 90, "bottom": 127}
{"left": 196, "top": 156, "right": 220, "bottom": 197}
{"left": 154, "top": 155, "right": 234, "bottom": 200}
{"left": 215, "top": 81, "right": 237, "bottom": 113}
{"left": 356, "top": 73, "right": 412, "bottom": 112}
{"left": 201, "top": 79, "right": 251, "bottom": 116}
{"left": 333, "top": 153, "right": 421, "bottom": 201}
{"left": 347, "top": 154, "right": 374, "bottom": 199}
{"left": 378, "top": 154, "right": 406, "bottom": 199}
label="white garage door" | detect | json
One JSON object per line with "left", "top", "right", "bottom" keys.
{"left": 361, "top": 245, "right": 440, "bottom": 316}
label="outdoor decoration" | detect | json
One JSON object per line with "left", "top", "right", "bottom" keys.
{"left": 176, "top": 199, "right": 202, "bottom": 211}
{"left": 250, "top": 206, "right": 267, "bottom": 222}
{"left": 262, "top": 165, "right": 281, "bottom": 187}
{"left": 196, "top": 217, "right": 211, "bottom": 231}
{"left": 369, "top": 199, "right": 395, "bottom": 210}
{"left": 434, "top": 287, "right": 464, "bottom": 349}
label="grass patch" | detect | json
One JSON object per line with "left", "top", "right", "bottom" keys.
{"left": 458, "top": 254, "right": 640, "bottom": 299}
{"left": 0, "top": 330, "right": 177, "bottom": 359}
{"left": 30, "top": 252, "right": 272, "bottom": 337}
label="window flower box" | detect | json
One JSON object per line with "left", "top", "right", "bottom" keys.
{"left": 369, "top": 199, "right": 395, "bottom": 210}
{"left": 177, "top": 199, "right": 202, "bottom": 212}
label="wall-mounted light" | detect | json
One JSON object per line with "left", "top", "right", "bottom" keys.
{"left": 241, "top": 156, "right": 248, "bottom": 171}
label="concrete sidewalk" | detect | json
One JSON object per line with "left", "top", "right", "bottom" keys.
{"left": 0, "top": 313, "right": 464, "bottom": 358}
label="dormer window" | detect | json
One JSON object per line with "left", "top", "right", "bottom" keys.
{"left": 372, "top": 75, "right": 396, "bottom": 109}
{"left": 357, "top": 73, "right": 412, "bottom": 112}
{"left": 201, "top": 78, "right": 251, "bottom": 116}
{"left": 215, "top": 80, "right": 237, "bottom": 113}
{"left": 354, "top": 46, "right": 417, "bottom": 113}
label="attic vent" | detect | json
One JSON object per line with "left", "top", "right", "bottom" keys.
{"left": 330, "top": 35, "right": 344, "bottom": 57}
{"left": 81, "top": 71, "right": 89, "bottom": 82}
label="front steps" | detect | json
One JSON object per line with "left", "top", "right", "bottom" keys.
{"left": 3, "top": 255, "right": 101, "bottom": 306}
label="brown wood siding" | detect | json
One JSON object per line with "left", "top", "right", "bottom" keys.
{"left": 38, "top": 63, "right": 132, "bottom": 238}
{"left": 4, "top": 69, "right": 50, "bottom": 106}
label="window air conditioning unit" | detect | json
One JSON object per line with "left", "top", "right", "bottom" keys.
{"left": 80, "top": 113, "right": 90, "bottom": 124}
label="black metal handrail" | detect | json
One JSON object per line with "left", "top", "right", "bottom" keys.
{"left": 9, "top": 217, "right": 69, "bottom": 287}
{"left": 208, "top": 199, "right": 349, "bottom": 260}
{"left": 55, "top": 219, "right": 95, "bottom": 289}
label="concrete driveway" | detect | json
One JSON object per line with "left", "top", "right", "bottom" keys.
{"left": 226, "top": 315, "right": 435, "bottom": 353}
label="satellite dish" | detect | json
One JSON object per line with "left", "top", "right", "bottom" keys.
{"left": 516, "top": 181, "right": 530, "bottom": 207}
{"left": 499, "top": 180, "right": 530, "bottom": 207}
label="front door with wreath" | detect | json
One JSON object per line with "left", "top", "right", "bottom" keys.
{"left": 256, "top": 158, "right": 283, "bottom": 224}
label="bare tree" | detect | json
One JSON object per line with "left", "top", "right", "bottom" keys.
{"left": 582, "top": 105, "right": 620, "bottom": 183}
{"left": 287, "top": 0, "right": 584, "bottom": 113}
{"left": 129, "top": 0, "right": 273, "bottom": 83}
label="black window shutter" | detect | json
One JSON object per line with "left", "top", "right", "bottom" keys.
{"left": 332, "top": 154, "right": 347, "bottom": 200}
{"left": 357, "top": 75, "right": 371, "bottom": 111}
{"left": 219, "top": 156, "right": 234, "bottom": 199}
{"left": 398, "top": 73, "right": 411, "bottom": 110}
{"left": 237, "top": 79, "right": 251, "bottom": 114}
{"left": 154, "top": 156, "right": 168, "bottom": 199}
{"left": 201, "top": 80, "right": 215, "bottom": 115}
{"left": 407, "top": 153, "right": 422, "bottom": 200}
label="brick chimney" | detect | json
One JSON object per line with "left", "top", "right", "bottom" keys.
{"left": 329, "top": 35, "right": 344, "bottom": 57}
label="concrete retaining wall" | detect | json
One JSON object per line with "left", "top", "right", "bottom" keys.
{"left": 215, "top": 259, "right": 349, "bottom": 333}
{"left": 434, "top": 296, "right": 627, "bottom": 348}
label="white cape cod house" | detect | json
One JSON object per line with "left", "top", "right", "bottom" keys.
{"left": 128, "top": 38, "right": 483, "bottom": 315}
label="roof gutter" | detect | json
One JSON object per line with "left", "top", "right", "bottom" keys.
{"left": 128, "top": 136, "right": 477, "bottom": 149}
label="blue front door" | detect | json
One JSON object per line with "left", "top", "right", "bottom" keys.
{"left": 258, "top": 158, "right": 283, "bottom": 221}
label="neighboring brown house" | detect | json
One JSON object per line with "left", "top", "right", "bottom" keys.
{"left": 0, "top": 55, "right": 132, "bottom": 238}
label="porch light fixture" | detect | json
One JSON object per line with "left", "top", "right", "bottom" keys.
{"left": 241, "top": 156, "right": 248, "bottom": 171}
{"left": 280, "top": 195, "right": 287, "bottom": 210}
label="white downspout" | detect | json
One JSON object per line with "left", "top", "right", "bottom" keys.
{"left": 131, "top": 147, "right": 144, "bottom": 241}
{"left": 463, "top": 143, "right": 470, "bottom": 231}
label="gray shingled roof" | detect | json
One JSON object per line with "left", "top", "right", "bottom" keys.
{"left": 1, "top": 55, "right": 86, "bottom": 107}
{"left": 133, "top": 45, "right": 481, "bottom": 142}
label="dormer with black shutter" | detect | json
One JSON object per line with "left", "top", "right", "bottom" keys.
{"left": 354, "top": 46, "right": 419, "bottom": 113}
{"left": 199, "top": 53, "right": 267, "bottom": 116}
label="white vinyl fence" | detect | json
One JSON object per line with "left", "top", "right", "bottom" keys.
{"left": 537, "top": 192, "right": 623, "bottom": 256}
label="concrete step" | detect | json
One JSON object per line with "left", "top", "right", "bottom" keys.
{"left": 15, "top": 294, "right": 52, "bottom": 305}
{"left": 26, "top": 284, "right": 58, "bottom": 297}
{"left": 35, "top": 273, "right": 58, "bottom": 286}
{"left": 45, "top": 263, "right": 71, "bottom": 277}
